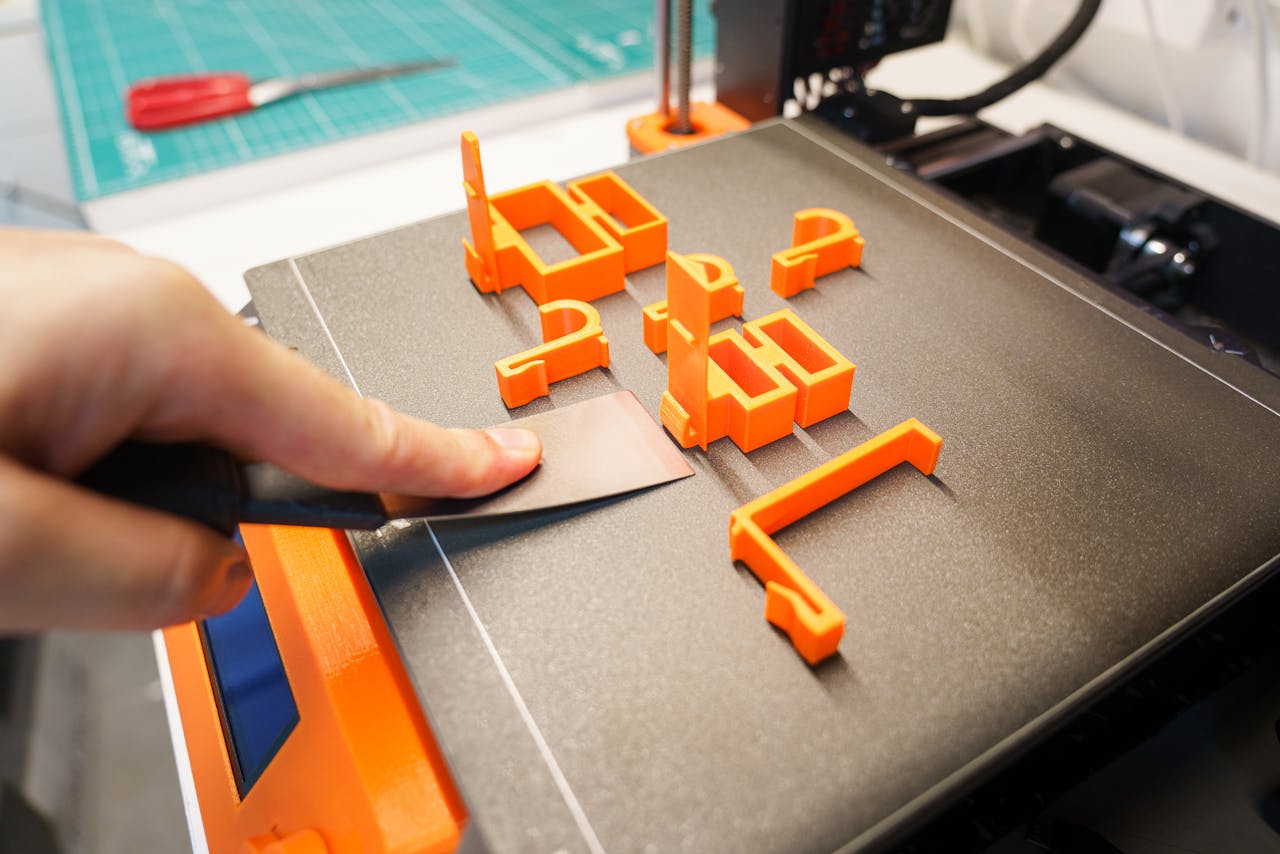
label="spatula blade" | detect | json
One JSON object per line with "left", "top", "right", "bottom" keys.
{"left": 382, "top": 391, "right": 693, "bottom": 522}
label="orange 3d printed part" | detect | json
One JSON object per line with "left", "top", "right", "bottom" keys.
{"left": 659, "top": 251, "right": 854, "bottom": 452}
{"left": 729, "top": 419, "right": 944, "bottom": 665}
{"left": 162, "top": 524, "right": 465, "bottom": 854}
{"left": 642, "top": 253, "right": 743, "bottom": 354}
{"left": 770, "top": 208, "right": 865, "bottom": 298}
{"left": 626, "top": 101, "right": 751, "bottom": 155}
{"left": 495, "top": 299, "right": 610, "bottom": 408}
{"left": 461, "top": 131, "right": 667, "bottom": 304}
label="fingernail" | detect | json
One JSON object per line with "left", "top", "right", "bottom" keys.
{"left": 208, "top": 561, "right": 253, "bottom": 617}
{"left": 485, "top": 428, "right": 540, "bottom": 454}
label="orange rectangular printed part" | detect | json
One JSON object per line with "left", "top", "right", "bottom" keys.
{"left": 742, "top": 310, "right": 854, "bottom": 427}
{"left": 729, "top": 419, "right": 943, "bottom": 664}
{"left": 163, "top": 525, "right": 465, "bottom": 854}
{"left": 567, "top": 172, "right": 668, "bottom": 272}
{"left": 461, "top": 131, "right": 667, "bottom": 305}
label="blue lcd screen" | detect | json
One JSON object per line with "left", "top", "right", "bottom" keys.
{"left": 201, "top": 577, "right": 299, "bottom": 797}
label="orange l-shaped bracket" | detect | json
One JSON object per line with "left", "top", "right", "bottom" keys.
{"left": 495, "top": 300, "right": 610, "bottom": 408}
{"left": 642, "top": 253, "right": 743, "bottom": 354}
{"left": 770, "top": 208, "right": 865, "bottom": 298}
{"left": 728, "top": 418, "right": 943, "bottom": 665}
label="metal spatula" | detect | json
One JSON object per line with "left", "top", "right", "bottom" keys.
{"left": 77, "top": 392, "right": 693, "bottom": 536}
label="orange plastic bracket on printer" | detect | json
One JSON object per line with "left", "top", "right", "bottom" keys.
{"left": 642, "top": 253, "right": 742, "bottom": 354}
{"left": 626, "top": 100, "right": 752, "bottom": 154}
{"left": 659, "top": 251, "right": 854, "bottom": 453}
{"left": 495, "top": 299, "right": 610, "bottom": 408}
{"left": 461, "top": 131, "right": 667, "bottom": 305}
{"left": 729, "top": 419, "right": 943, "bottom": 665}
{"left": 770, "top": 208, "right": 865, "bottom": 298}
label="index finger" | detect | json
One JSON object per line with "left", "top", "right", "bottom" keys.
{"left": 142, "top": 281, "right": 540, "bottom": 499}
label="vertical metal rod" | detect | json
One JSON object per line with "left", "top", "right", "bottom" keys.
{"left": 673, "top": 0, "right": 693, "bottom": 133}
{"left": 656, "top": 0, "right": 671, "bottom": 117}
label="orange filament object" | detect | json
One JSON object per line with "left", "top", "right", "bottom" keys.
{"left": 770, "top": 208, "right": 865, "bottom": 298}
{"left": 659, "top": 252, "right": 854, "bottom": 453}
{"left": 163, "top": 525, "right": 465, "bottom": 854}
{"left": 660, "top": 251, "right": 715, "bottom": 450}
{"left": 742, "top": 310, "right": 854, "bottom": 427}
{"left": 460, "top": 131, "right": 667, "bottom": 304}
{"left": 567, "top": 172, "right": 668, "bottom": 272}
{"left": 495, "top": 300, "right": 610, "bottom": 408}
{"left": 626, "top": 101, "right": 751, "bottom": 155}
{"left": 729, "top": 419, "right": 944, "bottom": 665}
{"left": 642, "top": 253, "right": 743, "bottom": 354}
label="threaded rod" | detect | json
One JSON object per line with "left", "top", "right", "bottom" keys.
{"left": 673, "top": 0, "right": 693, "bottom": 133}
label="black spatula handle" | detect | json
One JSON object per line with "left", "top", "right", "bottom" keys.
{"left": 75, "top": 442, "right": 390, "bottom": 535}
{"left": 76, "top": 442, "right": 245, "bottom": 536}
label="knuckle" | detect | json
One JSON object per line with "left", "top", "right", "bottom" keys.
{"left": 445, "top": 429, "right": 498, "bottom": 496}
{"left": 461, "top": 435, "right": 499, "bottom": 494}
{"left": 362, "top": 398, "right": 412, "bottom": 474}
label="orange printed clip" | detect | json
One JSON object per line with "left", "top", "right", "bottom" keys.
{"left": 729, "top": 419, "right": 943, "bottom": 665}
{"left": 461, "top": 131, "right": 667, "bottom": 305}
{"left": 770, "top": 208, "right": 865, "bottom": 298}
{"left": 642, "top": 253, "right": 742, "bottom": 354}
{"left": 495, "top": 300, "right": 610, "bottom": 408}
{"left": 659, "top": 252, "right": 853, "bottom": 452}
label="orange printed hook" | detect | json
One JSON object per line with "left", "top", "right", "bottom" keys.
{"left": 770, "top": 208, "right": 865, "bottom": 298}
{"left": 729, "top": 419, "right": 943, "bottom": 665}
{"left": 642, "top": 253, "right": 743, "bottom": 354}
{"left": 495, "top": 300, "right": 610, "bottom": 408}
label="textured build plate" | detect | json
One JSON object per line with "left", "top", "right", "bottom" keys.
{"left": 245, "top": 118, "right": 1280, "bottom": 853}
{"left": 41, "top": 0, "right": 714, "bottom": 199}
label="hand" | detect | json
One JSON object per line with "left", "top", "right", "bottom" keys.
{"left": 0, "top": 229, "right": 541, "bottom": 631}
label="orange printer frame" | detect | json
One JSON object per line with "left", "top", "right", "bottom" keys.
{"left": 162, "top": 524, "right": 464, "bottom": 854}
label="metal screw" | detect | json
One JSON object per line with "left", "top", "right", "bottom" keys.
{"left": 673, "top": 0, "right": 694, "bottom": 133}
{"left": 656, "top": 0, "right": 670, "bottom": 118}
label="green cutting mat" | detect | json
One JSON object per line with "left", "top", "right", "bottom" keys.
{"left": 41, "top": 0, "right": 714, "bottom": 200}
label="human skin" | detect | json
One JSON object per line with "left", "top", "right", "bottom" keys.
{"left": 0, "top": 229, "right": 541, "bottom": 631}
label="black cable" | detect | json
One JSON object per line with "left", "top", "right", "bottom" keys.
{"left": 906, "top": 0, "right": 1103, "bottom": 117}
